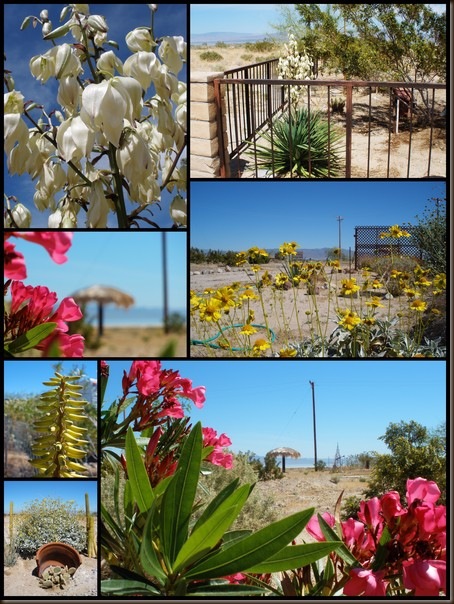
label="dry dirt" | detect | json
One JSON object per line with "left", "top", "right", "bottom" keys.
{"left": 255, "top": 467, "right": 371, "bottom": 537}
{"left": 191, "top": 44, "right": 446, "bottom": 179}
{"left": 189, "top": 260, "right": 416, "bottom": 357}
{"left": 3, "top": 518, "right": 98, "bottom": 597}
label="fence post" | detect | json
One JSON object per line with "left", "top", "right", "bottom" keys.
{"left": 190, "top": 71, "right": 230, "bottom": 178}
{"left": 345, "top": 84, "right": 353, "bottom": 178}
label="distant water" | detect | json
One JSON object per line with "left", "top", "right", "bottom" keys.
{"left": 82, "top": 304, "right": 186, "bottom": 328}
{"left": 257, "top": 457, "right": 334, "bottom": 469}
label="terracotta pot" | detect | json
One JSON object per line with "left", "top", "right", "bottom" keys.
{"left": 35, "top": 542, "right": 82, "bottom": 577}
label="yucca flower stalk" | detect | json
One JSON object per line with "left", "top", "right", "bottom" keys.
{"left": 29, "top": 372, "right": 89, "bottom": 477}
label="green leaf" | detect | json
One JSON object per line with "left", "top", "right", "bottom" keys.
{"left": 186, "top": 507, "right": 315, "bottom": 580}
{"left": 173, "top": 483, "right": 251, "bottom": 572}
{"left": 160, "top": 422, "right": 203, "bottom": 566}
{"left": 245, "top": 541, "right": 342, "bottom": 573}
{"left": 140, "top": 504, "right": 166, "bottom": 581}
{"left": 188, "top": 583, "right": 269, "bottom": 596}
{"left": 5, "top": 322, "right": 57, "bottom": 353}
{"left": 125, "top": 427, "right": 154, "bottom": 513}
{"left": 43, "top": 22, "right": 70, "bottom": 40}
{"left": 191, "top": 478, "right": 240, "bottom": 533}
{"left": 317, "top": 513, "right": 360, "bottom": 567}
{"left": 101, "top": 579, "right": 159, "bottom": 596}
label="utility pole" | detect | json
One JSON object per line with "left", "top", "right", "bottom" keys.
{"left": 336, "top": 216, "right": 344, "bottom": 259}
{"left": 309, "top": 381, "right": 318, "bottom": 471}
{"left": 162, "top": 232, "right": 169, "bottom": 333}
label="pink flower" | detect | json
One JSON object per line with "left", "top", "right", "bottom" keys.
{"left": 224, "top": 573, "right": 246, "bottom": 584}
{"left": 358, "top": 497, "right": 382, "bottom": 533}
{"left": 343, "top": 568, "right": 389, "bottom": 596}
{"left": 131, "top": 360, "right": 161, "bottom": 396}
{"left": 306, "top": 512, "right": 335, "bottom": 542}
{"left": 380, "top": 491, "right": 406, "bottom": 523}
{"left": 406, "top": 477, "right": 441, "bottom": 506}
{"left": 5, "top": 281, "right": 84, "bottom": 357}
{"left": 414, "top": 503, "right": 446, "bottom": 538}
{"left": 12, "top": 231, "right": 73, "bottom": 264}
{"left": 4, "top": 239, "right": 27, "bottom": 280}
{"left": 202, "top": 426, "right": 233, "bottom": 469}
{"left": 403, "top": 560, "right": 446, "bottom": 596}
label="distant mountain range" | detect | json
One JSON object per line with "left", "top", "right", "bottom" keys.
{"left": 191, "top": 31, "right": 275, "bottom": 45}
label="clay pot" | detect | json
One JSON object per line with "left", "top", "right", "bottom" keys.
{"left": 35, "top": 542, "right": 82, "bottom": 577}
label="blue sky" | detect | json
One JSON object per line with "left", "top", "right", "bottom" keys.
{"left": 190, "top": 4, "right": 446, "bottom": 36}
{"left": 190, "top": 180, "right": 446, "bottom": 251}
{"left": 4, "top": 360, "right": 97, "bottom": 397}
{"left": 4, "top": 480, "right": 97, "bottom": 513}
{"left": 5, "top": 231, "right": 187, "bottom": 310}
{"left": 102, "top": 359, "right": 446, "bottom": 459}
{"left": 4, "top": 4, "right": 187, "bottom": 227}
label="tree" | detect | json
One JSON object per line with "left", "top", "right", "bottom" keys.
{"left": 4, "top": 4, "right": 187, "bottom": 228}
{"left": 408, "top": 197, "right": 446, "bottom": 274}
{"left": 365, "top": 420, "right": 446, "bottom": 504}
{"left": 290, "top": 4, "right": 446, "bottom": 89}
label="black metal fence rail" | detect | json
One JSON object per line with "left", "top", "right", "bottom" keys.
{"left": 354, "top": 225, "right": 424, "bottom": 269}
{"left": 213, "top": 75, "right": 446, "bottom": 179}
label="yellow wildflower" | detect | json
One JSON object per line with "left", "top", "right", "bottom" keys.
{"left": 198, "top": 298, "right": 223, "bottom": 322}
{"left": 410, "top": 299, "right": 427, "bottom": 312}
{"left": 279, "top": 347, "right": 297, "bottom": 357}
{"left": 340, "top": 278, "right": 360, "bottom": 296}
{"left": 240, "top": 324, "right": 257, "bottom": 336}
{"left": 366, "top": 296, "right": 384, "bottom": 308}
{"left": 253, "top": 338, "right": 270, "bottom": 352}
{"left": 379, "top": 225, "right": 411, "bottom": 239}
{"left": 279, "top": 241, "right": 299, "bottom": 256}
{"left": 338, "top": 309, "right": 362, "bottom": 330}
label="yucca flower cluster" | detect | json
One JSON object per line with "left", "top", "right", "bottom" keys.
{"left": 277, "top": 33, "right": 313, "bottom": 109}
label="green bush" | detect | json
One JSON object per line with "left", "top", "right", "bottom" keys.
{"left": 244, "top": 39, "right": 276, "bottom": 53}
{"left": 197, "top": 452, "right": 278, "bottom": 531}
{"left": 256, "top": 452, "right": 284, "bottom": 481}
{"left": 15, "top": 498, "right": 86, "bottom": 558}
{"left": 365, "top": 420, "right": 446, "bottom": 505}
{"left": 341, "top": 495, "right": 362, "bottom": 521}
{"left": 407, "top": 197, "right": 446, "bottom": 274}
{"left": 215, "top": 41, "right": 227, "bottom": 48}
{"left": 4, "top": 539, "right": 18, "bottom": 567}
{"left": 252, "top": 109, "right": 343, "bottom": 178}
{"left": 199, "top": 50, "right": 223, "bottom": 62}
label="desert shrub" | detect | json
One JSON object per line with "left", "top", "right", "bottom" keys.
{"left": 315, "top": 460, "right": 326, "bottom": 471}
{"left": 364, "top": 420, "right": 446, "bottom": 505}
{"left": 330, "top": 475, "right": 340, "bottom": 484}
{"left": 199, "top": 50, "right": 223, "bottom": 62}
{"left": 240, "top": 54, "right": 253, "bottom": 62}
{"left": 330, "top": 96, "right": 345, "bottom": 113}
{"left": 197, "top": 452, "right": 278, "bottom": 531}
{"left": 4, "top": 539, "right": 18, "bottom": 567}
{"left": 165, "top": 312, "right": 186, "bottom": 334}
{"left": 341, "top": 495, "right": 362, "bottom": 521}
{"left": 255, "top": 452, "right": 284, "bottom": 481}
{"left": 15, "top": 498, "right": 86, "bottom": 558}
{"left": 252, "top": 109, "right": 343, "bottom": 178}
{"left": 244, "top": 39, "right": 276, "bottom": 53}
{"left": 407, "top": 197, "right": 446, "bottom": 274}
{"left": 215, "top": 41, "right": 227, "bottom": 48}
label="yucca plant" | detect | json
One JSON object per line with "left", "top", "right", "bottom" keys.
{"left": 251, "top": 109, "right": 344, "bottom": 178}
{"left": 29, "top": 372, "right": 90, "bottom": 477}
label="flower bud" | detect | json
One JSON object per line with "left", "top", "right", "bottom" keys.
{"left": 97, "top": 50, "right": 123, "bottom": 78}
{"left": 125, "top": 27, "right": 155, "bottom": 52}
{"left": 42, "top": 21, "right": 52, "bottom": 37}
{"left": 57, "top": 75, "right": 81, "bottom": 114}
{"left": 40, "top": 9, "right": 49, "bottom": 21}
{"left": 170, "top": 195, "right": 186, "bottom": 226}
{"left": 5, "top": 203, "right": 32, "bottom": 228}
{"left": 87, "top": 14, "right": 108, "bottom": 33}
{"left": 158, "top": 36, "right": 186, "bottom": 75}
{"left": 149, "top": 4, "right": 158, "bottom": 12}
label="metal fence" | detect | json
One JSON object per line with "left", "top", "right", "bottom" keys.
{"left": 354, "top": 226, "right": 424, "bottom": 269}
{"left": 214, "top": 67, "right": 446, "bottom": 179}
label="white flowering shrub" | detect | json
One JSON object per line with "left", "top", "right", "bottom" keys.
{"left": 277, "top": 33, "right": 313, "bottom": 110}
{"left": 4, "top": 4, "right": 187, "bottom": 229}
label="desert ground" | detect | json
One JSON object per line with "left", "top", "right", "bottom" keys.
{"left": 189, "top": 260, "right": 421, "bottom": 357}
{"left": 4, "top": 517, "right": 98, "bottom": 597}
{"left": 82, "top": 326, "right": 187, "bottom": 358}
{"left": 191, "top": 43, "right": 446, "bottom": 179}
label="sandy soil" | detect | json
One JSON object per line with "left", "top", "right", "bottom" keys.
{"left": 255, "top": 467, "right": 370, "bottom": 534}
{"left": 191, "top": 44, "right": 446, "bottom": 179}
{"left": 189, "top": 260, "right": 417, "bottom": 357}
{"left": 4, "top": 518, "right": 98, "bottom": 597}
{"left": 77, "top": 326, "right": 186, "bottom": 358}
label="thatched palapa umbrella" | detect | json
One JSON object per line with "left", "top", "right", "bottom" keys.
{"left": 267, "top": 447, "right": 301, "bottom": 473}
{"left": 71, "top": 285, "right": 134, "bottom": 337}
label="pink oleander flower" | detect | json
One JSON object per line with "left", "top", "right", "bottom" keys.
{"left": 5, "top": 281, "right": 84, "bottom": 357}
{"left": 224, "top": 573, "right": 246, "bottom": 584}
{"left": 406, "top": 477, "right": 441, "bottom": 506}
{"left": 126, "top": 360, "right": 161, "bottom": 396}
{"left": 4, "top": 239, "right": 26, "bottom": 280}
{"left": 380, "top": 490, "right": 406, "bottom": 524}
{"left": 305, "top": 512, "right": 335, "bottom": 541}
{"left": 202, "top": 427, "right": 233, "bottom": 469}
{"left": 8, "top": 231, "right": 73, "bottom": 264}
{"left": 343, "top": 568, "right": 389, "bottom": 597}
{"left": 403, "top": 559, "right": 446, "bottom": 596}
